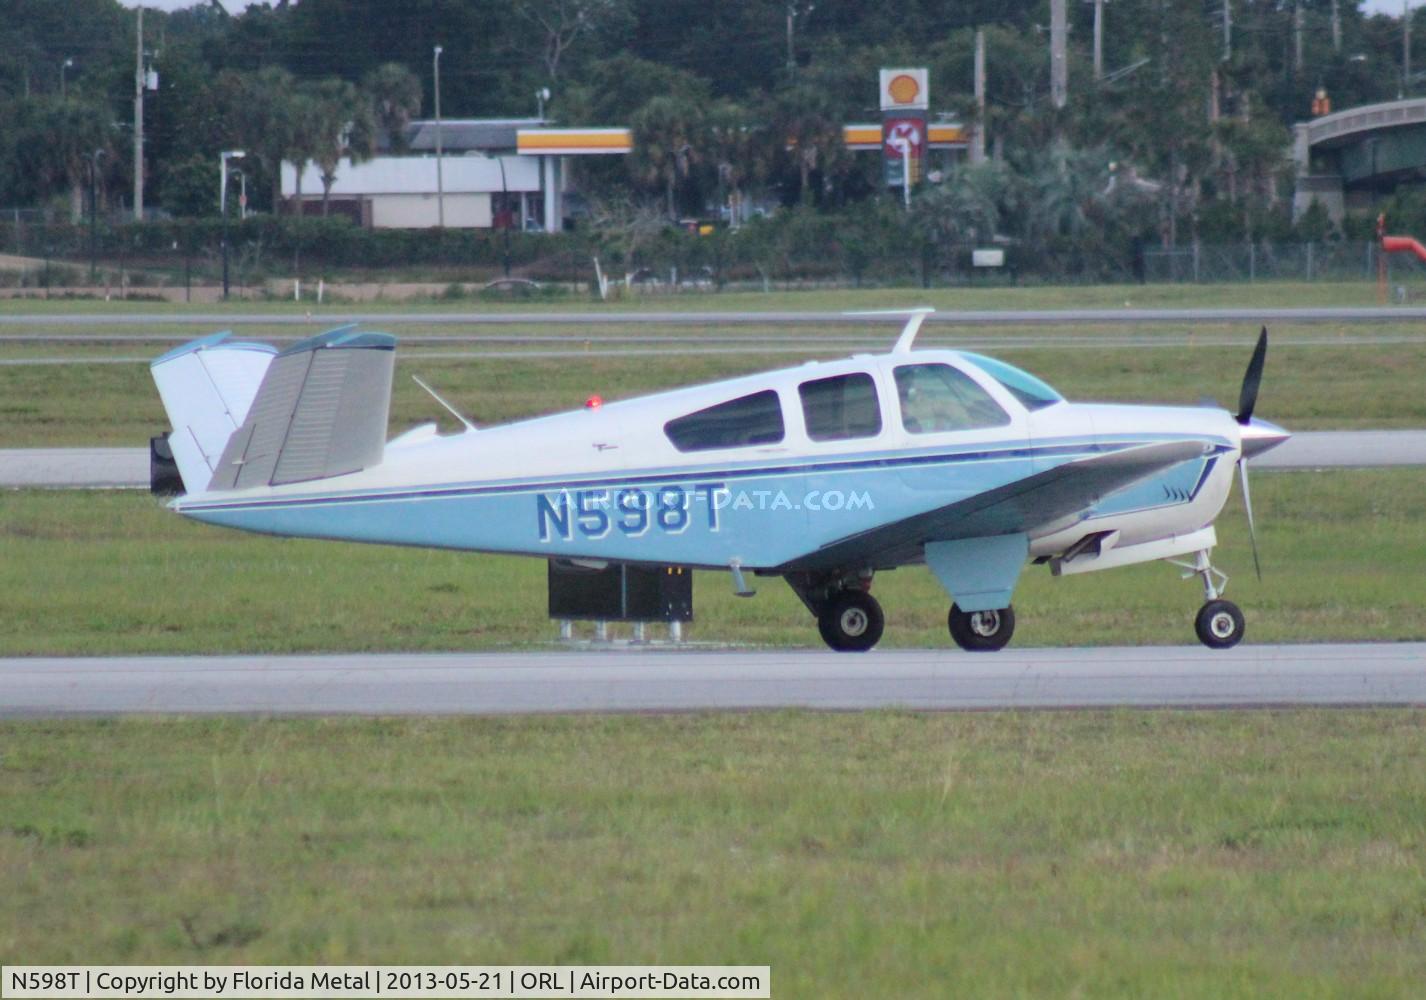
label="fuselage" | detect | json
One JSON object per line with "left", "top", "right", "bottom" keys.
{"left": 173, "top": 348, "right": 1268, "bottom": 575}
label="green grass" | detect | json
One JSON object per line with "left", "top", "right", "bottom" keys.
{"left": 3, "top": 328, "right": 1426, "bottom": 445}
{"left": 3, "top": 710, "right": 1426, "bottom": 996}
{"left": 3, "top": 469, "right": 1424, "bottom": 655}
{"left": 0, "top": 278, "right": 1417, "bottom": 313}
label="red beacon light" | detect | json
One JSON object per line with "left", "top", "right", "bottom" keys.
{"left": 585, "top": 394, "right": 603, "bottom": 410}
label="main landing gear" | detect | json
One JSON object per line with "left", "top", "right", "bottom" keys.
{"left": 817, "top": 590, "right": 885, "bottom": 652}
{"left": 948, "top": 604, "right": 1016, "bottom": 652}
{"left": 787, "top": 571, "right": 1018, "bottom": 653}
{"left": 1172, "top": 549, "right": 1245, "bottom": 649}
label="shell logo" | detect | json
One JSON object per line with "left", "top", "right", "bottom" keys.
{"left": 887, "top": 74, "right": 920, "bottom": 105}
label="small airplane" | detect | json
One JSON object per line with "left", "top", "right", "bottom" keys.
{"left": 150, "top": 309, "right": 1288, "bottom": 652}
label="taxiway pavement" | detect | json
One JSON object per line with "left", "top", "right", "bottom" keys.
{"left": 3, "top": 644, "right": 1423, "bottom": 716}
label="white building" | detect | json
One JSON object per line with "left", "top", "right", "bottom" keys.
{"left": 280, "top": 119, "right": 632, "bottom": 233}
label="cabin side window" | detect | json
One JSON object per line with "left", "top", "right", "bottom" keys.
{"left": 894, "top": 364, "right": 1010, "bottom": 434}
{"left": 799, "top": 372, "right": 882, "bottom": 442}
{"left": 664, "top": 390, "right": 785, "bottom": 452}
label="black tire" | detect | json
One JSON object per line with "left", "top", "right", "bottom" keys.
{"left": 817, "top": 590, "right": 885, "bottom": 652}
{"left": 1195, "top": 599, "right": 1245, "bottom": 649}
{"left": 948, "top": 603, "right": 1016, "bottom": 652}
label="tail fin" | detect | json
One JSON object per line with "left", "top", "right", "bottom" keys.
{"left": 150, "top": 332, "right": 278, "bottom": 495}
{"left": 207, "top": 328, "right": 395, "bottom": 492}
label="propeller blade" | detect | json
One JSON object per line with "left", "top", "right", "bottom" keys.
{"left": 1236, "top": 327, "right": 1268, "bottom": 425}
{"left": 1239, "top": 457, "right": 1262, "bottom": 582}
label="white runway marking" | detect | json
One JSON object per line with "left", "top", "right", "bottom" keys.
{"left": 3, "top": 645, "right": 1424, "bottom": 717}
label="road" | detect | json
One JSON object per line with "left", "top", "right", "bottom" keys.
{"left": 4, "top": 431, "right": 1423, "bottom": 488}
{"left": 4, "top": 306, "right": 1426, "bottom": 329}
{"left": 3, "top": 644, "right": 1423, "bottom": 716}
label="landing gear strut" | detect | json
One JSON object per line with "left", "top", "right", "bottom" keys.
{"left": 1172, "top": 549, "right": 1245, "bottom": 649}
{"left": 948, "top": 604, "right": 1016, "bottom": 652}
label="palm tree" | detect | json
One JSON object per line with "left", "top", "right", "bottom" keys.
{"left": 630, "top": 95, "right": 705, "bottom": 220}
{"left": 19, "top": 97, "right": 111, "bottom": 221}
{"left": 301, "top": 79, "right": 377, "bottom": 217}
{"left": 706, "top": 100, "right": 757, "bottom": 225}
{"left": 769, "top": 86, "right": 845, "bottom": 206}
{"left": 363, "top": 62, "right": 421, "bottom": 153}
{"left": 221, "top": 67, "right": 298, "bottom": 215}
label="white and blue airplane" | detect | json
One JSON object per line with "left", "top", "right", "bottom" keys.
{"left": 150, "top": 309, "right": 1288, "bottom": 652}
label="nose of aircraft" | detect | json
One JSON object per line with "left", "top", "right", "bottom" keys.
{"left": 1239, "top": 418, "right": 1291, "bottom": 459}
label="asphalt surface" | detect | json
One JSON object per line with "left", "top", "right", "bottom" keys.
{"left": 4, "top": 306, "right": 1426, "bottom": 328}
{"left": 3, "top": 644, "right": 1423, "bottom": 716}
{"left": 4, "top": 431, "right": 1423, "bottom": 489}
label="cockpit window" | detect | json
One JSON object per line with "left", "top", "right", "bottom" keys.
{"left": 664, "top": 390, "right": 785, "bottom": 452}
{"left": 799, "top": 372, "right": 882, "bottom": 441}
{"left": 894, "top": 363, "right": 1010, "bottom": 434}
{"left": 961, "top": 353, "right": 1064, "bottom": 410}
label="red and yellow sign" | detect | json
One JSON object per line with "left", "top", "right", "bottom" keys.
{"left": 879, "top": 68, "right": 929, "bottom": 111}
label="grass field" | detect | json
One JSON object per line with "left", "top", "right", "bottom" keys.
{"left": 3, "top": 326, "right": 1426, "bottom": 446}
{"left": 0, "top": 278, "right": 1418, "bottom": 312}
{"left": 3, "top": 710, "right": 1425, "bottom": 997}
{"left": 3, "top": 469, "right": 1424, "bottom": 655}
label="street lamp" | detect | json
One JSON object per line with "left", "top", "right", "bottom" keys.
{"left": 496, "top": 155, "right": 511, "bottom": 277}
{"left": 535, "top": 87, "right": 550, "bottom": 121}
{"left": 61, "top": 58, "right": 74, "bottom": 99}
{"left": 220, "top": 149, "right": 245, "bottom": 300}
{"left": 85, "top": 149, "right": 105, "bottom": 283}
{"left": 433, "top": 45, "right": 445, "bottom": 228}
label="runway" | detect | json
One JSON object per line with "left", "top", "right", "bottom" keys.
{"left": 3, "top": 305, "right": 1426, "bottom": 329}
{"left": 3, "top": 644, "right": 1423, "bottom": 716}
{"left": 4, "top": 431, "right": 1422, "bottom": 488}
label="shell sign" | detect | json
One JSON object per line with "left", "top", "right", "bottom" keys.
{"left": 880, "top": 68, "right": 929, "bottom": 110}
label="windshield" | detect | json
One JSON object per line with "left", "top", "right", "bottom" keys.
{"left": 961, "top": 353, "right": 1064, "bottom": 410}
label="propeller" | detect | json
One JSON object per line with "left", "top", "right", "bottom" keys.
{"left": 1236, "top": 326, "right": 1268, "bottom": 425}
{"left": 1234, "top": 327, "right": 1268, "bottom": 580}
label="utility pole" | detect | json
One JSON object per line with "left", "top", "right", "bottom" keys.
{"left": 1092, "top": 0, "right": 1104, "bottom": 80}
{"left": 1050, "top": 0, "right": 1068, "bottom": 109}
{"left": 433, "top": 45, "right": 444, "bottom": 229}
{"left": 972, "top": 28, "right": 987, "bottom": 164}
{"left": 786, "top": 3, "right": 795, "bottom": 74}
{"left": 1331, "top": 0, "right": 1341, "bottom": 53}
{"left": 133, "top": 5, "right": 144, "bottom": 221}
{"left": 1406, "top": 1, "right": 1414, "bottom": 98}
{"left": 1223, "top": 0, "right": 1232, "bottom": 62}
{"left": 1294, "top": 1, "right": 1304, "bottom": 76}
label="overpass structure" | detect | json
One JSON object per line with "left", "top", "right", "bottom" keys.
{"left": 1294, "top": 97, "right": 1426, "bottom": 222}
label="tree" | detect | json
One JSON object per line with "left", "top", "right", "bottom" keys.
{"left": 304, "top": 78, "right": 377, "bottom": 216}
{"left": 630, "top": 95, "right": 705, "bottom": 219}
{"left": 769, "top": 85, "right": 846, "bottom": 206}
{"left": 705, "top": 100, "right": 760, "bottom": 225}
{"left": 15, "top": 97, "right": 112, "bottom": 221}
{"left": 516, "top": 0, "right": 630, "bottom": 81}
{"left": 364, "top": 62, "right": 421, "bottom": 153}
{"left": 220, "top": 66, "right": 298, "bottom": 215}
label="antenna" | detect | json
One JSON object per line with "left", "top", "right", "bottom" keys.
{"left": 845, "top": 307, "right": 936, "bottom": 353}
{"left": 412, "top": 375, "right": 477, "bottom": 431}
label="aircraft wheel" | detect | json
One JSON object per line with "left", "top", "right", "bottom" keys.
{"left": 948, "top": 603, "right": 1015, "bottom": 652}
{"left": 1195, "top": 599, "right": 1245, "bottom": 649}
{"left": 817, "top": 591, "right": 884, "bottom": 652}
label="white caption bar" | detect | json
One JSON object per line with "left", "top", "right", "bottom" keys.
{"left": 1, "top": 967, "right": 770, "bottom": 1000}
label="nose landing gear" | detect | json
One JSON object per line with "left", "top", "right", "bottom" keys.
{"left": 1172, "top": 549, "right": 1245, "bottom": 649}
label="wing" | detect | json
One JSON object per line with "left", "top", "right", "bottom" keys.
{"left": 776, "top": 440, "right": 1220, "bottom": 573}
